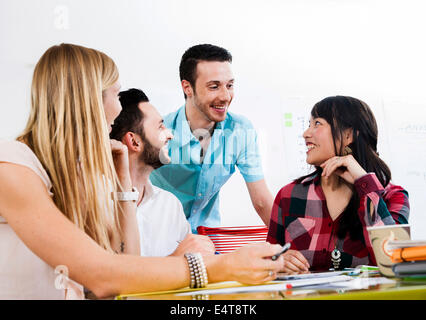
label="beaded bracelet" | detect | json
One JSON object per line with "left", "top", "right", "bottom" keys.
{"left": 184, "top": 253, "right": 208, "bottom": 288}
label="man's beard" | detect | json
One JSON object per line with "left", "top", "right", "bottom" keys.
{"left": 139, "top": 138, "right": 164, "bottom": 170}
{"left": 193, "top": 93, "right": 215, "bottom": 123}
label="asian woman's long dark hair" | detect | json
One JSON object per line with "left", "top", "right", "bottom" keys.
{"left": 297, "top": 96, "right": 392, "bottom": 240}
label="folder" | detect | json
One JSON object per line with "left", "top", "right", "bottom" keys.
{"left": 391, "top": 246, "right": 426, "bottom": 263}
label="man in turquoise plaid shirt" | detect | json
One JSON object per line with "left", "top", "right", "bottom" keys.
{"left": 150, "top": 44, "right": 273, "bottom": 233}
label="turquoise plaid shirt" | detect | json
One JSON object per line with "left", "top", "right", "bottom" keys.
{"left": 150, "top": 106, "right": 264, "bottom": 233}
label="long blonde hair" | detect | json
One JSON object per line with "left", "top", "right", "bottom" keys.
{"left": 18, "top": 43, "right": 121, "bottom": 251}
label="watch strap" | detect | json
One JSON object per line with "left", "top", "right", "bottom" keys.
{"left": 116, "top": 187, "right": 139, "bottom": 202}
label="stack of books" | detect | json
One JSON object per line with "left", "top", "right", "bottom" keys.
{"left": 389, "top": 240, "right": 426, "bottom": 278}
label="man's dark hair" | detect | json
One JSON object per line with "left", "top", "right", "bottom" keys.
{"left": 179, "top": 44, "right": 232, "bottom": 99}
{"left": 110, "top": 88, "right": 149, "bottom": 141}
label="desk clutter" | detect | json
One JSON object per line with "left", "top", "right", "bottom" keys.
{"left": 116, "top": 228, "right": 426, "bottom": 300}
{"left": 116, "top": 269, "right": 408, "bottom": 300}
{"left": 389, "top": 240, "right": 426, "bottom": 278}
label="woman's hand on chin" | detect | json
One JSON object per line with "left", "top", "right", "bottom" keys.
{"left": 320, "top": 155, "right": 367, "bottom": 184}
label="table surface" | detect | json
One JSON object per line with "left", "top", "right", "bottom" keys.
{"left": 117, "top": 275, "right": 426, "bottom": 300}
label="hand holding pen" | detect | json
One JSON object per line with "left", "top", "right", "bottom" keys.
{"left": 172, "top": 234, "right": 215, "bottom": 256}
{"left": 271, "top": 242, "right": 291, "bottom": 261}
{"left": 277, "top": 245, "right": 310, "bottom": 273}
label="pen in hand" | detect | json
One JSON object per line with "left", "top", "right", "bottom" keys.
{"left": 176, "top": 240, "right": 220, "bottom": 255}
{"left": 271, "top": 242, "right": 291, "bottom": 261}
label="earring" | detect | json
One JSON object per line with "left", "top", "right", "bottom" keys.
{"left": 343, "top": 145, "right": 352, "bottom": 156}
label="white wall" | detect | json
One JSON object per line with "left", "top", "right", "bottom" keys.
{"left": 1, "top": 0, "right": 425, "bottom": 238}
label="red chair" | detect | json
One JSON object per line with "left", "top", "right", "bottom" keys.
{"left": 197, "top": 225, "right": 269, "bottom": 254}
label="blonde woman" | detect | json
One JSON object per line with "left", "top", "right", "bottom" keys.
{"left": 0, "top": 43, "right": 284, "bottom": 299}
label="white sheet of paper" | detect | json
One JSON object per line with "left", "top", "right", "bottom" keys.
{"left": 276, "top": 271, "right": 344, "bottom": 280}
{"left": 177, "top": 275, "right": 352, "bottom": 296}
{"left": 387, "top": 240, "right": 426, "bottom": 250}
{"left": 326, "top": 277, "right": 396, "bottom": 289}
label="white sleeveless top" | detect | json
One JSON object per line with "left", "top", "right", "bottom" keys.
{"left": 0, "top": 140, "right": 84, "bottom": 299}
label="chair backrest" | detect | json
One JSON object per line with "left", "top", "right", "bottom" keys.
{"left": 197, "top": 225, "right": 268, "bottom": 254}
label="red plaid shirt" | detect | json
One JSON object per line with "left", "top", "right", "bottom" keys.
{"left": 267, "top": 173, "right": 409, "bottom": 271}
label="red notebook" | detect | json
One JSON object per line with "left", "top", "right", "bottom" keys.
{"left": 197, "top": 225, "right": 268, "bottom": 254}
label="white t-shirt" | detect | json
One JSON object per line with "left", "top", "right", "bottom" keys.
{"left": 0, "top": 140, "right": 84, "bottom": 299}
{"left": 137, "top": 181, "right": 191, "bottom": 256}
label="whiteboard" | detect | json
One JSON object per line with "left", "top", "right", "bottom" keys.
{"left": 382, "top": 100, "right": 426, "bottom": 240}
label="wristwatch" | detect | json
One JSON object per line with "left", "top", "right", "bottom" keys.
{"left": 116, "top": 187, "right": 139, "bottom": 202}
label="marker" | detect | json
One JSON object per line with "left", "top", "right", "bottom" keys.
{"left": 359, "top": 265, "right": 379, "bottom": 271}
{"left": 271, "top": 243, "right": 291, "bottom": 261}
